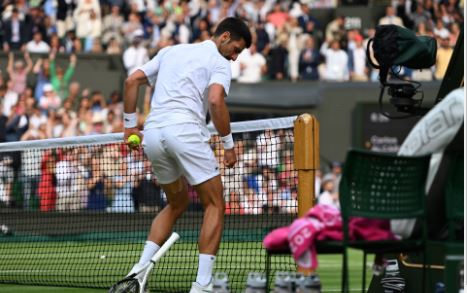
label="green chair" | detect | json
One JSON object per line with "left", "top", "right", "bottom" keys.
{"left": 444, "top": 152, "right": 464, "bottom": 293}
{"left": 444, "top": 152, "right": 464, "bottom": 241}
{"left": 339, "top": 149, "right": 431, "bottom": 293}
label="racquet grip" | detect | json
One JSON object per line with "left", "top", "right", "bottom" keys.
{"left": 150, "top": 232, "right": 180, "bottom": 264}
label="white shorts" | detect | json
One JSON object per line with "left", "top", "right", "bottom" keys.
{"left": 142, "top": 123, "right": 219, "bottom": 186}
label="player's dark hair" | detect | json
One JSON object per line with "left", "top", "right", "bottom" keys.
{"left": 214, "top": 17, "right": 252, "bottom": 48}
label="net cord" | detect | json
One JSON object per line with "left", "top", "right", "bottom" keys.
{"left": 0, "top": 116, "right": 297, "bottom": 152}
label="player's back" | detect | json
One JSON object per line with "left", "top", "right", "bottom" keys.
{"left": 147, "top": 40, "right": 231, "bottom": 128}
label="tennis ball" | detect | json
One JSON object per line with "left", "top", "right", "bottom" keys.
{"left": 100, "top": 255, "right": 106, "bottom": 259}
{"left": 128, "top": 134, "right": 141, "bottom": 147}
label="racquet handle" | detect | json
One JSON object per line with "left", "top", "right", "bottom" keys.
{"left": 150, "top": 232, "right": 180, "bottom": 264}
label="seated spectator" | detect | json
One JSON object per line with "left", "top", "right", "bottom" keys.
{"left": 26, "top": 32, "right": 51, "bottom": 53}
{"left": 322, "top": 40, "right": 349, "bottom": 81}
{"left": 299, "top": 36, "right": 320, "bottom": 80}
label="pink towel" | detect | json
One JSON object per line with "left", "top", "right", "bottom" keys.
{"left": 263, "top": 204, "right": 396, "bottom": 269}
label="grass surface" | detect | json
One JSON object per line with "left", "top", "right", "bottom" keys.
{"left": 0, "top": 241, "right": 373, "bottom": 292}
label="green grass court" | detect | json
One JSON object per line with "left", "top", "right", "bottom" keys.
{"left": 0, "top": 240, "right": 373, "bottom": 292}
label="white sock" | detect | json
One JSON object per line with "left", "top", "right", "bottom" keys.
{"left": 196, "top": 254, "right": 216, "bottom": 286}
{"left": 138, "top": 241, "right": 160, "bottom": 265}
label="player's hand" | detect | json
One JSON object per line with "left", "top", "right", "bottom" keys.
{"left": 124, "top": 127, "right": 143, "bottom": 150}
{"left": 223, "top": 148, "right": 237, "bottom": 168}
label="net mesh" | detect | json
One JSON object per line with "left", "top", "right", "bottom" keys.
{"left": 0, "top": 116, "right": 298, "bottom": 292}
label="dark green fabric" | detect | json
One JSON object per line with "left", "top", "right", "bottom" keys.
{"left": 373, "top": 25, "right": 437, "bottom": 69}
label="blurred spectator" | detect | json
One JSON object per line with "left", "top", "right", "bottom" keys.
{"left": 448, "top": 22, "right": 460, "bottom": 47}
{"left": 285, "top": 17, "right": 303, "bottom": 82}
{"left": 297, "top": 2, "right": 320, "bottom": 32}
{"left": 322, "top": 39, "right": 349, "bottom": 81}
{"left": 254, "top": 21, "right": 271, "bottom": 56}
{"left": 256, "top": 129, "right": 280, "bottom": 168}
{"left": 6, "top": 98, "right": 29, "bottom": 142}
{"left": 122, "top": 12, "right": 144, "bottom": 45}
{"left": 106, "top": 37, "right": 123, "bottom": 55}
{"left": 37, "top": 149, "right": 58, "bottom": 211}
{"left": 268, "top": 33, "right": 288, "bottom": 80}
{"left": 86, "top": 155, "right": 108, "bottom": 211}
{"left": 236, "top": 44, "right": 267, "bottom": 84}
{"left": 101, "top": 5, "right": 124, "bottom": 47}
{"left": 7, "top": 51, "right": 33, "bottom": 95}
{"left": 73, "top": 0, "right": 102, "bottom": 51}
{"left": 325, "top": 15, "right": 345, "bottom": 43}
{"left": 90, "top": 38, "right": 103, "bottom": 53}
{"left": 89, "top": 112, "right": 106, "bottom": 135}
{"left": 56, "top": 0, "right": 77, "bottom": 38}
{"left": 26, "top": 103, "right": 47, "bottom": 132}
{"left": 2, "top": 80, "right": 19, "bottom": 117}
{"left": 379, "top": 5, "right": 404, "bottom": 27}
{"left": 266, "top": 2, "right": 289, "bottom": 32}
{"left": 2, "top": 8, "right": 28, "bottom": 51}
{"left": 433, "top": 18, "right": 450, "bottom": 39}
{"left": 133, "top": 159, "right": 163, "bottom": 212}
{"left": 108, "top": 158, "right": 135, "bottom": 213}
{"left": 348, "top": 34, "right": 369, "bottom": 82}
{"left": 408, "top": 4, "right": 433, "bottom": 31}
{"left": 39, "top": 84, "right": 61, "bottom": 112}
{"left": 26, "top": 31, "right": 51, "bottom": 53}
{"left": 299, "top": 36, "right": 320, "bottom": 80}
{"left": 434, "top": 31, "right": 453, "bottom": 80}
{"left": 123, "top": 29, "right": 149, "bottom": 75}
{"left": 49, "top": 52, "right": 77, "bottom": 101}
{"left": 33, "top": 57, "right": 51, "bottom": 101}
{"left": 318, "top": 174, "right": 339, "bottom": 209}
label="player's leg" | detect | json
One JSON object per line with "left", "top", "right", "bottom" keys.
{"left": 129, "top": 127, "right": 186, "bottom": 273}
{"left": 148, "top": 177, "right": 189, "bottom": 245}
{"left": 190, "top": 175, "right": 225, "bottom": 289}
{"left": 131, "top": 177, "right": 189, "bottom": 270}
{"left": 195, "top": 175, "right": 225, "bottom": 255}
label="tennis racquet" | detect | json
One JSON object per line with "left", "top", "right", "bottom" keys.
{"left": 109, "top": 232, "right": 180, "bottom": 293}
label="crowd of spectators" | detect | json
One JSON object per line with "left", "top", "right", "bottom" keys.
{"left": 0, "top": 0, "right": 463, "bottom": 145}
{"left": 0, "top": 125, "right": 343, "bottom": 216}
{"left": 0, "top": 0, "right": 463, "bottom": 212}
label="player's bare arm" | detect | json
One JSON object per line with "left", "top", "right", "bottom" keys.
{"left": 208, "top": 83, "right": 237, "bottom": 168}
{"left": 123, "top": 70, "right": 149, "bottom": 145}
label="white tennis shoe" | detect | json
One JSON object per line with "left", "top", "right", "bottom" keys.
{"left": 189, "top": 281, "right": 213, "bottom": 293}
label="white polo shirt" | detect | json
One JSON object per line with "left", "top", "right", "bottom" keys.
{"left": 139, "top": 40, "right": 232, "bottom": 129}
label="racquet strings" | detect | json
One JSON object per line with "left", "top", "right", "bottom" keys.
{"left": 109, "top": 278, "right": 140, "bottom": 293}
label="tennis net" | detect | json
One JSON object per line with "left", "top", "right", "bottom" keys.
{"left": 0, "top": 116, "right": 299, "bottom": 292}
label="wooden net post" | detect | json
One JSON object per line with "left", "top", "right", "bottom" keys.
{"left": 293, "top": 113, "right": 320, "bottom": 275}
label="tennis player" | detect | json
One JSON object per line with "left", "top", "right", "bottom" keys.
{"left": 123, "top": 17, "right": 251, "bottom": 292}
